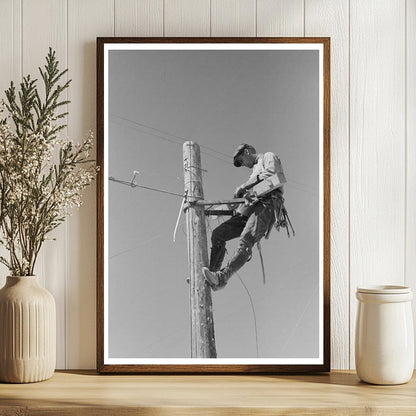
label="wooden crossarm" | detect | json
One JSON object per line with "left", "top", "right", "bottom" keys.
{"left": 194, "top": 198, "right": 245, "bottom": 206}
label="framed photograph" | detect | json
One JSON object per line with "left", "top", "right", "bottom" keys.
{"left": 97, "top": 37, "right": 330, "bottom": 373}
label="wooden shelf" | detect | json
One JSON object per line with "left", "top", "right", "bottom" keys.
{"left": 0, "top": 370, "right": 415, "bottom": 415}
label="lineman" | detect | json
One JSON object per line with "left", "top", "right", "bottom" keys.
{"left": 203, "top": 143, "right": 288, "bottom": 291}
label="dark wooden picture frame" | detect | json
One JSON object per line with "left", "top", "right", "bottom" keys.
{"left": 97, "top": 37, "right": 330, "bottom": 374}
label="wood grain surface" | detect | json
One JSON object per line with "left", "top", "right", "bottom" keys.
{"left": 406, "top": 0, "right": 416, "bottom": 367}
{"left": 0, "top": 371, "right": 415, "bottom": 415}
{"left": 349, "top": 0, "right": 406, "bottom": 369}
{"left": 211, "top": 0, "right": 256, "bottom": 37}
{"left": 67, "top": 0, "right": 114, "bottom": 370}
{"left": 0, "top": 0, "right": 414, "bottom": 371}
{"left": 22, "top": 0, "right": 68, "bottom": 369}
{"left": 305, "top": 0, "right": 349, "bottom": 371}
{"left": 164, "top": 0, "right": 210, "bottom": 37}
{"left": 115, "top": 0, "right": 163, "bottom": 37}
{"left": 257, "top": 0, "right": 304, "bottom": 37}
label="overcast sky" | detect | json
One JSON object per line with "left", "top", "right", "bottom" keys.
{"left": 107, "top": 47, "right": 320, "bottom": 360}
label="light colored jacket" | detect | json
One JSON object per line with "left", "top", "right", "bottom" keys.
{"left": 236, "top": 152, "right": 284, "bottom": 217}
{"left": 248, "top": 152, "right": 281, "bottom": 183}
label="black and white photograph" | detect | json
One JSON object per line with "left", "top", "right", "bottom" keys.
{"left": 97, "top": 38, "right": 330, "bottom": 372}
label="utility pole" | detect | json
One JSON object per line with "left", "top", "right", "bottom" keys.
{"left": 183, "top": 141, "right": 217, "bottom": 358}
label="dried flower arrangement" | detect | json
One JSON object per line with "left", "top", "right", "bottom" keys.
{"left": 0, "top": 48, "right": 97, "bottom": 276}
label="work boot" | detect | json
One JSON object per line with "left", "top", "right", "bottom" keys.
{"left": 203, "top": 243, "right": 252, "bottom": 291}
{"left": 202, "top": 267, "right": 220, "bottom": 287}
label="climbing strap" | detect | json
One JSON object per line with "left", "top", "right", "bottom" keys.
{"left": 256, "top": 241, "right": 266, "bottom": 285}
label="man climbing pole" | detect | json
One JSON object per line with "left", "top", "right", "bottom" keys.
{"left": 203, "top": 143, "right": 293, "bottom": 291}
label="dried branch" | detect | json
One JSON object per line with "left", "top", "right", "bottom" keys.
{"left": 0, "top": 49, "right": 96, "bottom": 276}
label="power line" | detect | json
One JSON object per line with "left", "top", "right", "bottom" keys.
{"left": 110, "top": 116, "right": 183, "bottom": 146}
{"left": 110, "top": 117, "right": 230, "bottom": 165}
{"left": 109, "top": 235, "right": 162, "bottom": 259}
{"left": 111, "top": 113, "right": 232, "bottom": 159}
{"left": 236, "top": 271, "right": 260, "bottom": 359}
{"left": 110, "top": 114, "right": 232, "bottom": 165}
{"left": 109, "top": 176, "right": 184, "bottom": 199}
{"left": 287, "top": 179, "right": 318, "bottom": 196}
{"left": 111, "top": 114, "right": 316, "bottom": 197}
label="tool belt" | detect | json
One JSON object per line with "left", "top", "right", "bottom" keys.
{"left": 234, "top": 189, "right": 294, "bottom": 238}
{"left": 264, "top": 191, "right": 295, "bottom": 239}
{"left": 235, "top": 187, "right": 280, "bottom": 217}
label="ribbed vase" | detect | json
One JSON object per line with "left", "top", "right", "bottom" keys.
{"left": 0, "top": 276, "right": 56, "bottom": 383}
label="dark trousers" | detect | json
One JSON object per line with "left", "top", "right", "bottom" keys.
{"left": 209, "top": 202, "right": 273, "bottom": 271}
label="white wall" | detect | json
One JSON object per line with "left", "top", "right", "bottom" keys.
{"left": 0, "top": 0, "right": 414, "bottom": 370}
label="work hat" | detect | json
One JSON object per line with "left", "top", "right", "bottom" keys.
{"left": 233, "top": 144, "right": 256, "bottom": 167}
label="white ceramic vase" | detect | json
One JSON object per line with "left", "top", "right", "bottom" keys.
{"left": 0, "top": 276, "right": 56, "bottom": 383}
{"left": 355, "top": 285, "right": 414, "bottom": 385}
